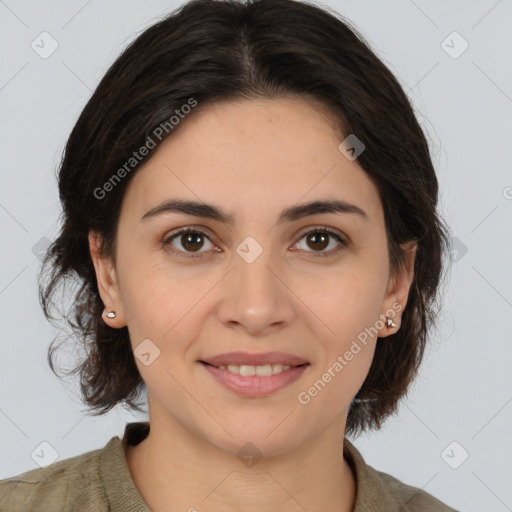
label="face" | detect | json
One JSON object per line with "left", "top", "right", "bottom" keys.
{"left": 90, "top": 97, "right": 416, "bottom": 457}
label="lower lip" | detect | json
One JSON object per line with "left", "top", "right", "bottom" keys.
{"left": 200, "top": 362, "right": 309, "bottom": 397}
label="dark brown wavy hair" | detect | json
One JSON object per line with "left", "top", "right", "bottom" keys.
{"left": 39, "top": 0, "right": 451, "bottom": 437}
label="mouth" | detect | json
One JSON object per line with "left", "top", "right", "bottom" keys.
{"left": 198, "top": 352, "right": 310, "bottom": 397}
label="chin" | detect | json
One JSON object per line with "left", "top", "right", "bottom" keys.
{"left": 198, "top": 415, "right": 307, "bottom": 460}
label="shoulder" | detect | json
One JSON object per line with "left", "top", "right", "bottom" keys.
{"left": 343, "top": 438, "right": 460, "bottom": 512}
{"left": 371, "top": 467, "right": 460, "bottom": 511}
{"left": 0, "top": 444, "right": 109, "bottom": 512}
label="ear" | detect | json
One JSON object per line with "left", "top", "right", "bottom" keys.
{"left": 378, "top": 240, "right": 417, "bottom": 337}
{"left": 88, "top": 230, "right": 126, "bottom": 328}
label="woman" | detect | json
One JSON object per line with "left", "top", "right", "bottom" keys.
{"left": 0, "top": 0, "right": 459, "bottom": 510}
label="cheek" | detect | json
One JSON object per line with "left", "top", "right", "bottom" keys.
{"left": 122, "top": 273, "right": 204, "bottom": 402}
{"left": 297, "top": 287, "right": 378, "bottom": 421}
{"left": 303, "top": 264, "right": 386, "bottom": 338}
{"left": 119, "top": 261, "right": 213, "bottom": 361}
{"left": 296, "top": 263, "right": 384, "bottom": 392}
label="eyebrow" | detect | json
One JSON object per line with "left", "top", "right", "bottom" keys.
{"left": 141, "top": 198, "right": 368, "bottom": 225}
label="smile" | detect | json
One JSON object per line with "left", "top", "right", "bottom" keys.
{"left": 199, "top": 361, "right": 310, "bottom": 397}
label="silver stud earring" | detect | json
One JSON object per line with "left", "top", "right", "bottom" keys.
{"left": 106, "top": 311, "right": 117, "bottom": 319}
{"left": 385, "top": 317, "right": 396, "bottom": 328}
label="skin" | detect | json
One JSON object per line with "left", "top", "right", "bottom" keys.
{"left": 89, "top": 96, "right": 417, "bottom": 512}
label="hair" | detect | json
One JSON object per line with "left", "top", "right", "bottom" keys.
{"left": 39, "top": 0, "right": 451, "bottom": 437}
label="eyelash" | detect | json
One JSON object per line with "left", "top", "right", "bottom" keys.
{"left": 162, "top": 226, "right": 346, "bottom": 259}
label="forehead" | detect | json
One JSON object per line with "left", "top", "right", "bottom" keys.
{"left": 120, "top": 97, "right": 383, "bottom": 227}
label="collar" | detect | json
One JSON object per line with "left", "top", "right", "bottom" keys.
{"left": 100, "top": 421, "right": 151, "bottom": 511}
{"left": 343, "top": 436, "right": 403, "bottom": 510}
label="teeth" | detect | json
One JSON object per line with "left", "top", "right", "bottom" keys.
{"left": 217, "top": 364, "right": 292, "bottom": 375}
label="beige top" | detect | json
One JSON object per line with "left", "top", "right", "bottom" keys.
{"left": 0, "top": 421, "right": 459, "bottom": 511}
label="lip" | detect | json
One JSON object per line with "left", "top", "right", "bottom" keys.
{"left": 200, "top": 362, "right": 309, "bottom": 397}
{"left": 200, "top": 351, "right": 309, "bottom": 367}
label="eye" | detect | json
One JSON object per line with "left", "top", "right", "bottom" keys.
{"left": 163, "top": 228, "right": 218, "bottom": 257}
{"left": 292, "top": 226, "right": 346, "bottom": 256}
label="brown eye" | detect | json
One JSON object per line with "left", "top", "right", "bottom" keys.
{"left": 180, "top": 232, "right": 205, "bottom": 252}
{"left": 305, "top": 232, "right": 329, "bottom": 251}
{"left": 163, "top": 229, "right": 215, "bottom": 256}
{"left": 294, "top": 227, "right": 346, "bottom": 256}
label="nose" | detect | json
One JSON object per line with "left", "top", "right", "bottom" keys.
{"left": 215, "top": 242, "right": 296, "bottom": 336}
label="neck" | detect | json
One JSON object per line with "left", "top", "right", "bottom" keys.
{"left": 125, "top": 414, "right": 356, "bottom": 512}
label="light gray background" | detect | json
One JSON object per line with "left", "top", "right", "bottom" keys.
{"left": 1, "top": 1, "right": 511, "bottom": 511}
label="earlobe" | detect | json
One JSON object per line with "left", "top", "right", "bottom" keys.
{"left": 88, "top": 231, "right": 126, "bottom": 328}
